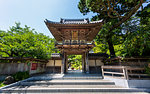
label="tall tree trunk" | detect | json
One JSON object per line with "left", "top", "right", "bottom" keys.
{"left": 107, "top": 37, "right": 116, "bottom": 58}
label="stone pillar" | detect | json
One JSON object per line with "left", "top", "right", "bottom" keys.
{"left": 61, "top": 52, "right": 65, "bottom": 74}
{"left": 85, "top": 52, "right": 89, "bottom": 73}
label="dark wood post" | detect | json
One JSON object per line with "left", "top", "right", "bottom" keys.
{"left": 65, "top": 54, "right": 68, "bottom": 73}
{"left": 95, "top": 59, "right": 97, "bottom": 74}
{"left": 101, "top": 66, "right": 104, "bottom": 79}
{"left": 53, "top": 58, "right": 55, "bottom": 73}
{"left": 85, "top": 52, "right": 89, "bottom": 73}
{"left": 61, "top": 52, "right": 65, "bottom": 74}
{"left": 82, "top": 53, "right": 85, "bottom": 73}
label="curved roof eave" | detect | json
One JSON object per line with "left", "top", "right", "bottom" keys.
{"left": 44, "top": 19, "right": 104, "bottom": 25}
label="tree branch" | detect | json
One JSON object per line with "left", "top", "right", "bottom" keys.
{"left": 109, "top": 0, "right": 144, "bottom": 31}
{"left": 21, "top": 51, "right": 28, "bottom": 57}
{"left": 0, "top": 50, "right": 11, "bottom": 56}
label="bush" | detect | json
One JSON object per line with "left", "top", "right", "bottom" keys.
{"left": 145, "top": 67, "right": 150, "bottom": 76}
{"left": 12, "top": 71, "right": 29, "bottom": 81}
{"left": 0, "top": 81, "right": 5, "bottom": 88}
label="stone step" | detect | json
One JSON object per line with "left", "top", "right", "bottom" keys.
{"left": 4, "top": 85, "right": 122, "bottom": 89}
{"left": 1, "top": 73, "right": 149, "bottom": 93}
{"left": 31, "top": 73, "right": 102, "bottom": 80}
{"left": 30, "top": 76, "right": 102, "bottom": 80}
{"left": 19, "top": 80, "right": 115, "bottom": 86}
{"left": 27, "top": 79, "right": 113, "bottom": 82}
{"left": 1, "top": 88, "right": 149, "bottom": 93}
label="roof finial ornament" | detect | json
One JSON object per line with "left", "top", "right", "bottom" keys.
{"left": 60, "top": 18, "right": 64, "bottom": 23}
{"left": 84, "top": 18, "right": 89, "bottom": 23}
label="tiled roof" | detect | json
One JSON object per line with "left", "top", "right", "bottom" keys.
{"left": 60, "top": 18, "right": 89, "bottom": 24}
{"left": 44, "top": 18, "right": 103, "bottom": 24}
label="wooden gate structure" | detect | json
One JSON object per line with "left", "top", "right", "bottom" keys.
{"left": 45, "top": 18, "right": 103, "bottom": 74}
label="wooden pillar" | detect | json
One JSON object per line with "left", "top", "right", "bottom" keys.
{"left": 82, "top": 53, "right": 85, "bottom": 73}
{"left": 53, "top": 58, "right": 55, "bottom": 74}
{"left": 65, "top": 55, "right": 68, "bottom": 73}
{"left": 101, "top": 66, "right": 104, "bottom": 79}
{"left": 61, "top": 52, "right": 65, "bottom": 74}
{"left": 95, "top": 59, "right": 97, "bottom": 74}
{"left": 85, "top": 52, "right": 89, "bottom": 73}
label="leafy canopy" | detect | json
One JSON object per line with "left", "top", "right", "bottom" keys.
{"left": 0, "top": 23, "right": 57, "bottom": 59}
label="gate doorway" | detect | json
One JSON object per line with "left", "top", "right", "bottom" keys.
{"left": 67, "top": 55, "right": 82, "bottom": 73}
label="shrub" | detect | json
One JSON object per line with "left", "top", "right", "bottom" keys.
{"left": 12, "top": 71, "right": 29, "bottom": 81}
{"left": 145, "top": 67, "right": 150, "bottom": 76}
{"left": 0, "top": 81, "right": 5, "bottom": 88}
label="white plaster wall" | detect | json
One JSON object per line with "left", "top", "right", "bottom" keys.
{"left": 96, "top": 60, "right": 104, "bottom": 66}
{"left": 55, "top": 60, "right": 62, "bottom": 66}
{"left": 89, "top": 60, "right": 104, "bottom": 66}
{"left": 89, "top": 60, "right": 95, "bottom": 66}
{"left": 46, "top": 60, "right": 62, "bottom": 67}
{"left": 46, "top": 60, "right": 54, "bottom": 66}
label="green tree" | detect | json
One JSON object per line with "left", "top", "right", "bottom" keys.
{"left": 68, "top": 55, "right": 82, "bottom": 70}
{"left": 0, "top": 23, "right": 57, "bottom": 59}
{"left": 122, "top": 4, "right": 150, "bottom": 56}
{"left": 78, "top": 0, "right": 147, "bottom": 57}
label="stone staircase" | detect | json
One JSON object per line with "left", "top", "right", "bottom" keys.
{"left": 0, "top": 73, "right": 150, "bottom": 93}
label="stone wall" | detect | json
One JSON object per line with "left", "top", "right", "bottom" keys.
{"left": 0, "top": 58, "right": 47, "bottom": 76}
{"left": 29, "top": 63, "right": 46, "bottom": 75}
{"left": 0, "top": 62, "right": 46, "bottom": 75}
{"left": 0, "top": 63, "right": 29, "bottom": 75}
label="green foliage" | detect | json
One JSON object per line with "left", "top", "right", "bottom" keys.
{"left": 0, "top": 81, "right": 6, "bottom": 88}
{"left": 93, "top": 15, "right": 150, "bottom": 57}
{"left": 122, "top": 4, "right": 150, "bottom": 56}
{"left": 93, "top": 42, "right": 109, "bottom": 54}
{"left": 93, "top": 21, "right": 125, "bottom": 57}
{"left": 78, "top": 0, "right": 150, "bottom": 57}
{"left": 68, "top": 55, "right": 82, "bottom": 70}
{"left": 0, "top": 22, "right": 57, "bottom": 59}
{"left": 145, "top": 67, "right": 150, "bottom": 76}
{"left": 145, "top": 62, "right": 150, "bottom": 76}
{"left": 137, "top": 4, "right": 150, "bottom": 25}
{"left": 12, "top": 71, "right": 29, "bottom": 81}
{"left": 78, "top": 0, "right": 144, "bottom": 20}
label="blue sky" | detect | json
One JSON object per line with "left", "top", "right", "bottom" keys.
{"left": 0, "top": 0, "right": 95, "bottom": 38}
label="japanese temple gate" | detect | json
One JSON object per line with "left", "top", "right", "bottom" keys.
{"left": 45, "top": 18, "right": 104, "bottom": 74}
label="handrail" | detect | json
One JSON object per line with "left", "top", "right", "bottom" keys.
{"left": 102, "top": 66, "right": 127, "bottom": 79}
{"left": 102, "top": 66, "right": 149, "bottom": 80}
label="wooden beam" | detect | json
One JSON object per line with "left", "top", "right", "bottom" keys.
{"left": 53, "top": 27, "right": 64, "bottom": 39}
